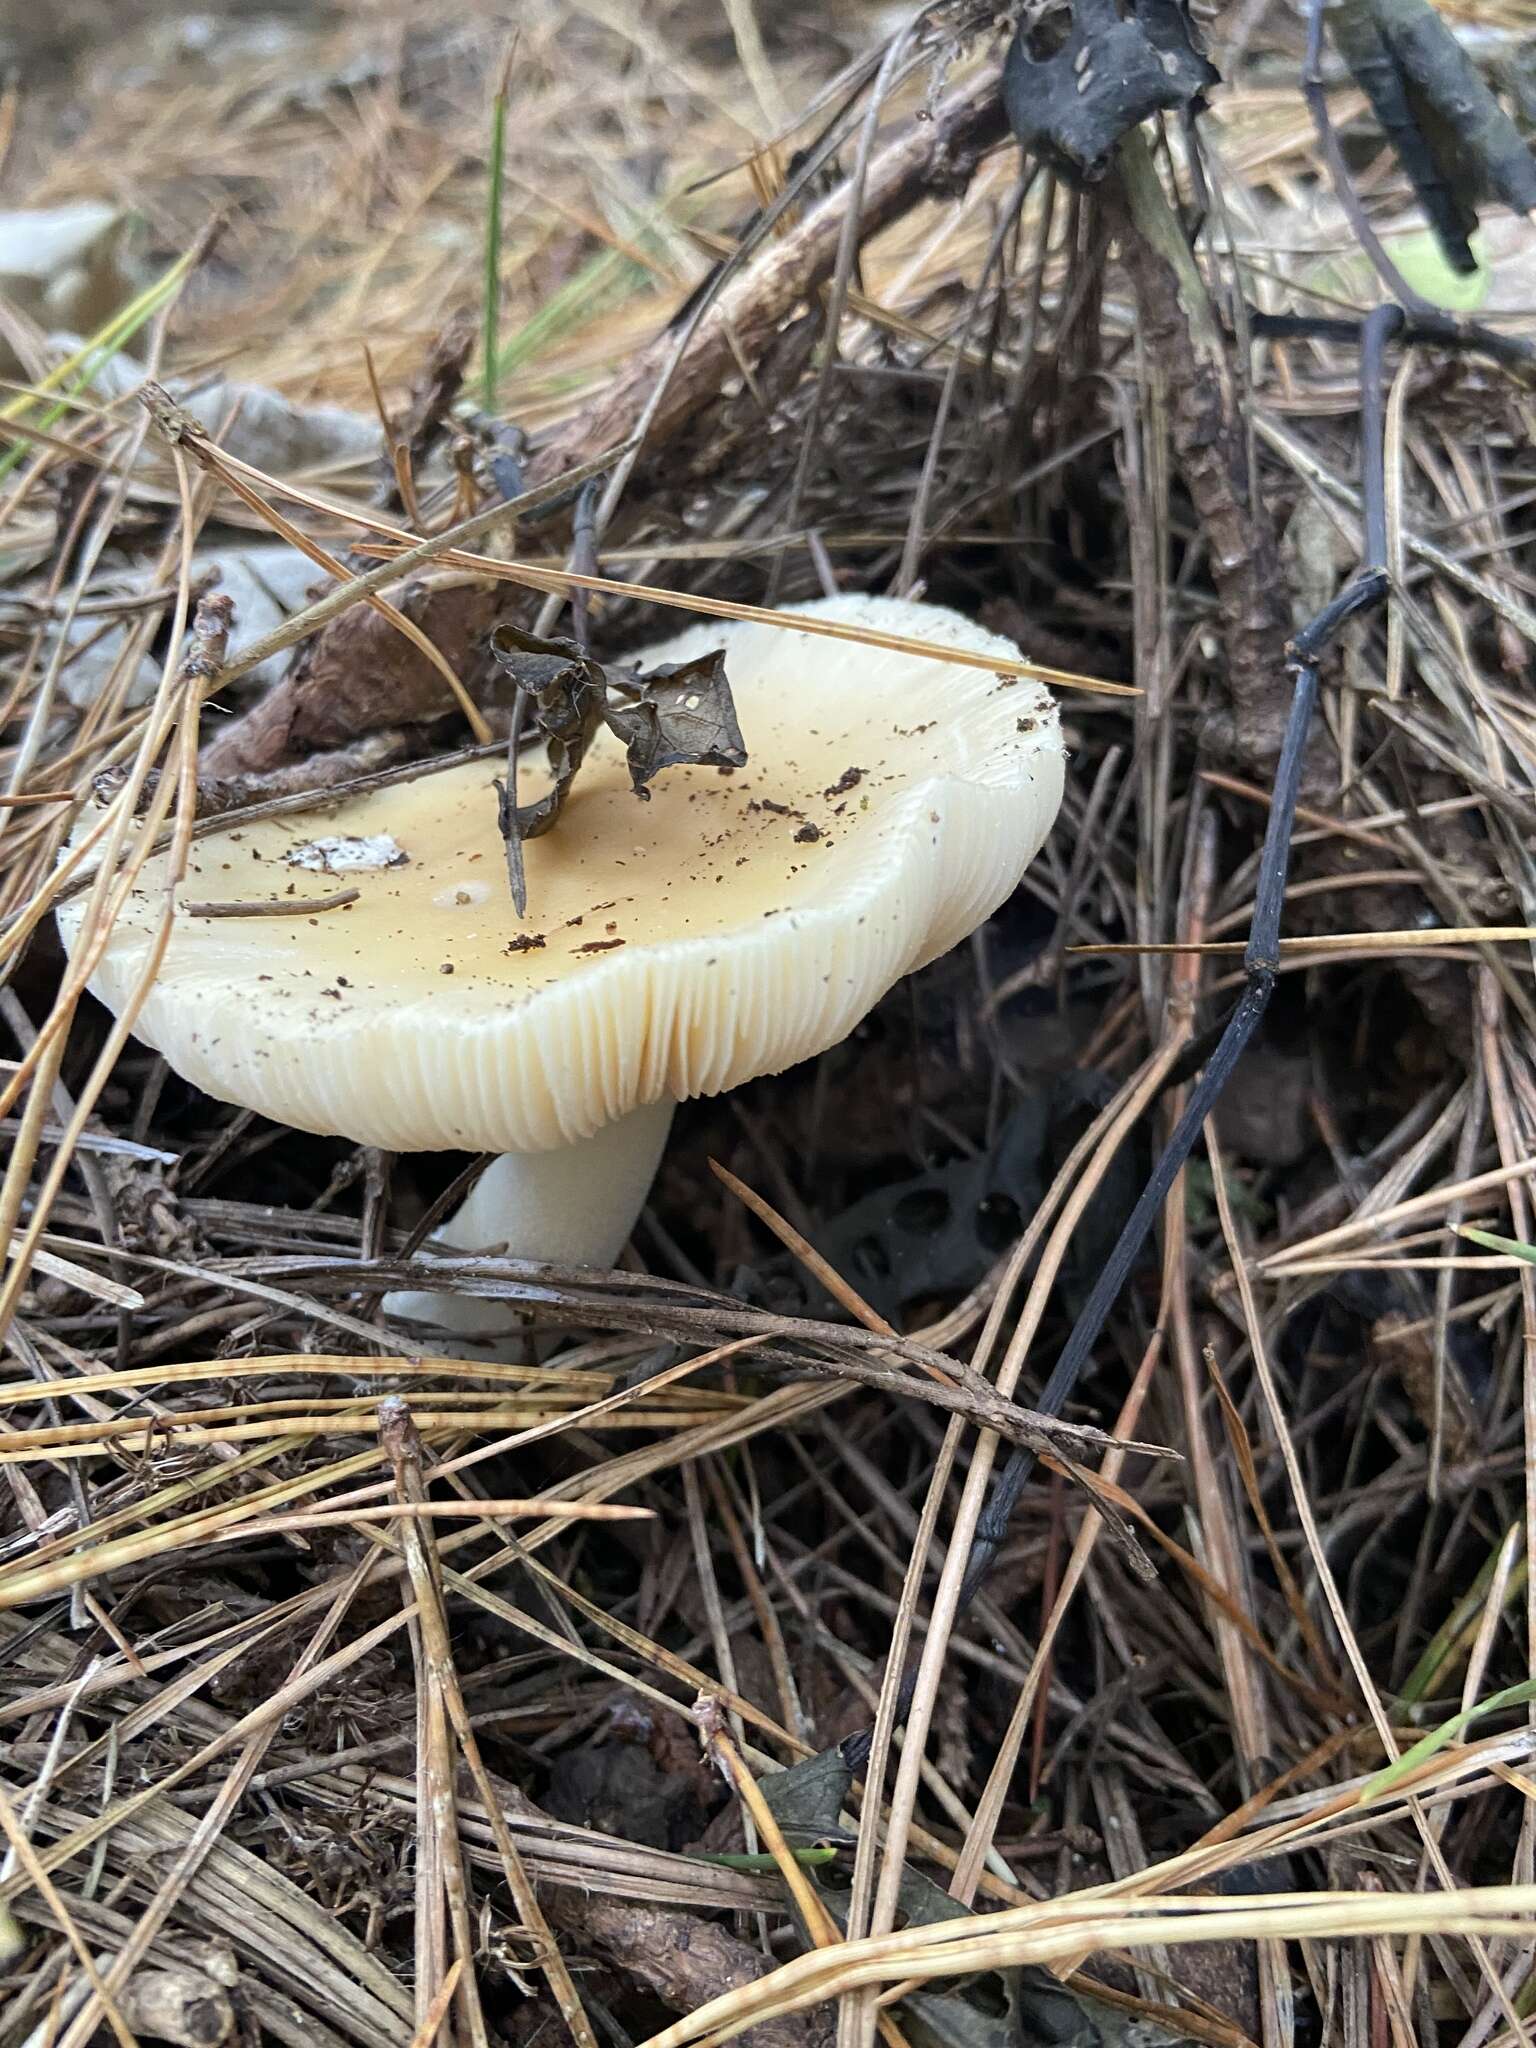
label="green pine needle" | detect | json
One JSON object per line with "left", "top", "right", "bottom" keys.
{"left": 695, "top": 1846, "right": 838, "bottom": 1871}
{"left": 482, "top": 38, "right": 517, "bottom": 416}
{"left": 1360, "top": 1674, "right": 1536, "bottom": 1803}
{"left": 0, "top": 239, "right": 202, "bottom": 487}
{"left": 1459, "top": 1225, "right": 1536, "bottom": 1265}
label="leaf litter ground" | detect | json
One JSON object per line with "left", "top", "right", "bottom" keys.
{"left": 3, "top": 3, "right": 1536, "bottom": 2046}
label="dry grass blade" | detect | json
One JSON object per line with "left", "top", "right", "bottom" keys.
{"left": 382, "top": 1397, "right": 597, "bottom": 2048}
{"left": 630, "top": 1889, "right": 1536, "bottom": 2048}
{"left": 409, "top": 1959, "right": 466, "bottom": 2048}
{"left": 140, "top": 383, "right": 494, "bottom": 745}
{"left": 10, "top": 1245, "right": 144, "bottom": 1309}
{"left": 0, "top": 1784, "right": 139, "bottom": 2048}
{"left": 357, "top": 538, "right": 1137, "bottom": 694}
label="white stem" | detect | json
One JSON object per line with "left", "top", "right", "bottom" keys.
{"left": 381, "top": 1099, "right": 675, "bottom": 1346}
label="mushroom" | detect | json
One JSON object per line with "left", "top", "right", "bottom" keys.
{"left": 57, "top": 594, "right": 1064, "bottom": 1343}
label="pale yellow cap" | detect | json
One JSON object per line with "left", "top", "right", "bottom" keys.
{"left": 58, "top": 595, "right": 1064, "bottom": 1153}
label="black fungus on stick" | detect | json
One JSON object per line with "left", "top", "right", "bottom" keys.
{"left": 1001, "top": 0, "right": 1218, "bottom": 186}
{"left": 1327, "top": 0, "right": 1536, "bottom": 276}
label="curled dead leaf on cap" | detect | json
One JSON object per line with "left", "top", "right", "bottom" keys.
{"left": 489, "top": 622, "right": 746, "bottom": 915}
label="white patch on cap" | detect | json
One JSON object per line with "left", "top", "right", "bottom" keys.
{"left": 285, "top": 833, "right": 408, "bottom": 874}
{"left": 433, "top": 879, "right": 491, "bottom": 909}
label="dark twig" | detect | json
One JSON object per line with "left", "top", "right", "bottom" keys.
{"left": 568, "top": 479, "right": 601, "bottom": 658}
{"left": 497, "top": 691, "right": 530, "bottom": 918}
{"left": 1247, "top": 306, "right": 1535, "bottom": 375}
{"left": 841, "top": 301, "right": 1411, "bottom": 1773}
{"left": 956, "top": 302, "right": 1407, "bottom": 1616}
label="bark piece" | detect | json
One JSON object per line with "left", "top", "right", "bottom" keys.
{"left": 200, "top": 75, "right": 1006, "bottom": 784}
{"left": 1111, "top": 137, "right": 1296, "bottom": 770}
{"left": 550, "top": 1894, "right": 833, "bottom": 2048}
{"left": 200, "top": 582, "right": 508, "bottom": 778}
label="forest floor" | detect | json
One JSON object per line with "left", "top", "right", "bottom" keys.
{"left": 3, "top": 3, "right": 1536, "bottom": 2045}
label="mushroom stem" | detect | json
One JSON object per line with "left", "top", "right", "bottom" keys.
{"left": 381, "top": 1098, "right": 676, "bottom": 1343}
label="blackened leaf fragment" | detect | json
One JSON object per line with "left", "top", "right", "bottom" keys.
{"left": 488, "top": 624, "right": 607, "bottom": 841}
{"left": 1329, "top": 0, "right": 1475, "bottom": 267}
{"left": 1002, "top": 0, "right": 1217, "bottom": 186}
{"left": 1330, "top": 0, "right": 1536, "bottom": 276}
{"left": 604, "top": 651, "right": 749, "bottom": 798}
{"left": 758, "top": 1747, "right": 852, "bottom": 1838}
{"left": 487, "top": 624, "right": 748, "bottom": 915}
{"left": 490, "top": 623, "right": 607, "bottom": 916}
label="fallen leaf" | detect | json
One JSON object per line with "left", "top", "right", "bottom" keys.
{"left": 487, "top": 623, "right": 748, "bottom": 912}
{"left": 605, "top": 650, "right": 748, "bottom": 797}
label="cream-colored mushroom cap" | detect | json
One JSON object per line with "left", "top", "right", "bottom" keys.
{"left": 57, "top": 595, "right": 1064, "bottom": 1154}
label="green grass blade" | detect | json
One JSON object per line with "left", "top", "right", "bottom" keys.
{"left": 482, "top": 40, "right": 516, "bottom": 415}
{"left": 1401, "top": 1529, "right": 1527, "bottom": 1702}
{"left": 694, "top": 1847, "right": 838, "bottom": 1871}
{"left": 0, "top": 238, "right": 203, "bottom": 486}
{"left": 1458, "top": 1225, "right": 1536, "bottom": 1264}
{"left": 1359, "top": 1675, "right": 1536, "bottom": 1803}
{"left": 494, "top": 243, "right": 636, "bottom": 381}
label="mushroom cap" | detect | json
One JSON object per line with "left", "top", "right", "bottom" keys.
{"left": 58, "top": 595, "right": 1064, "bottom": 1153}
